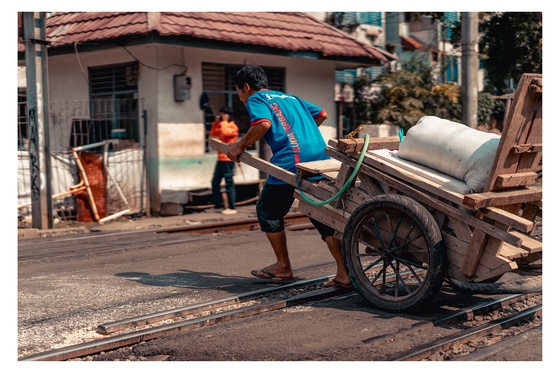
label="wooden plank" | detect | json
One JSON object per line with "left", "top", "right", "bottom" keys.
{"left": 457, "top": 74, "right": 542, "bottom": 277}
{"left": 296, "top": 180, "right": 338, "bottom": 202}
{"left": 296, "top": 159, "right": 341, "bottom": 179}
{"left": 462, "top": 186, "right": 541, "bottom": 209}
{"left": 474, "top": 262, "right": 518, "bottom": 283}
{"left": 485, "top": 73, "right": 543, "bottom": 191}
{"left": 332, "top": 163, "right": 355, "bottom": 209}
{"left": 521, "top": 202, "right": 542, "bottom": 236}
{"left": 357, "top": 171, "right": 386, "bottom": 195}
{"left": 295, "top": 193, "right": 348, "bottom": 233}
{"left": 448, "top": 217, "right": 473, "bottom": 242}
{"left": 480, "top": 206, "right": 534, "bottom": 233}
{"left": 210, "top": 139, "right": 297, "bottom": 186}
{"left": 462, "top": 221, "right": 513, "bottom": 277}
{"left": 516, "top": 252, "right": 542, "bottom": 266}
{"left": 433, "top": 210, "right": 447, "bottom": 229}
{"left": 443, "top": 232, "right": 470, "bottom": 263}
{"left": 510, "top": 231, "right": 542, "bottom": 253}
{"left": 326, "top": 147, "right": 468, "bottom": 207}
{"left": 329, "top": 137, "right": 401, "bottom": 153}
{"left": 444, "top": 232, "right": 516, "bottom": 282}
{"left": 343, "top": 186, "right": 372, "bottom": 209}
{"left": 461, "top": 207, "right": 522, "bottom": 276}
{"left": 326, "top": 148, "right": 524, "bottom": 247}
{"left": 500, "top": 242, "right": 530, "bottom": 259}
{"left": 445, "top": 235, "right": 516, "bottom": 281}
{"left": 521, "top": 201, "right": 541, "bottom": 221}
{"left": 495, "top": 172, "right": 538, "bottom": 189}
{"left": 334, "top": 163, "right": 355, "bottom": 189}
{"left": 461, "top": 228, "right": 489, "bottom": 276}
{"left": 446, "top": 262, "right": 472, "bottom": 283}
{"left": 322, "top": 171, "right": 339, "bottom": 182}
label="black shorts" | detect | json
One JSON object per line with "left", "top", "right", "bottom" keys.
{"left": 256, "top": 183, "right": 335, "bottom": 240}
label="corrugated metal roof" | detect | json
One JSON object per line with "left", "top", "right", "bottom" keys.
{"left": 18, "top": 12, "right": 397, "bottom": 64}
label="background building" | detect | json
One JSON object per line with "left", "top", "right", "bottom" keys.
{"left": 17, "top": 12, "right": 396, "bottom": 221}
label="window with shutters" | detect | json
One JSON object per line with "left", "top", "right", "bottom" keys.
{"left": 201, "top": 62, "right": 285, "bottom": 152}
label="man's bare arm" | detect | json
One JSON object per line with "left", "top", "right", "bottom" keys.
{"left": 315, "top": 111, "right": 328, "bottom": 127}
{"left": 227, "top": 121, "right": 271, "bottom": 162}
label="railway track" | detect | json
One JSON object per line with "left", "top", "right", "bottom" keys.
{"left": 18, "top": 213, "right": 542, "bottom": 361}
{"left": 19, "top": 273, "right": 541, "bottom": 361}
{"left": 367, "top": 292, "right": 542, "bottom": 361}
{"left": 18, "top": 212, "right": 313, "bottom": 263}
{"left": 20, "top": 275, "right": 350, "bottom": 361}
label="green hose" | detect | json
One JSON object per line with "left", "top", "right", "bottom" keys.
{"left": 297, "top": 134, "right": 370, "bottom": 206}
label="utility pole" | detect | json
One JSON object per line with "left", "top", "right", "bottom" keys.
{"left": 23, "top": 12, "right": 53, "bottom": 229}
{"left": 461, "top": 12, "right": 479, "bottom": 128}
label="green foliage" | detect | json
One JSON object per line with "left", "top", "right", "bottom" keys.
{"left": 353, "top": 64, "right": 504, "bottom": 129}
{"left": 479, "top": 12, "right": 542, "bottom": 94}
{"left": 354, "top": 53, "right": 464, "bottom": 130}
{"left": 477, "top": 92, "right": 506, "bottom": 124}
{"left": 353, "top": 75, "right": 377, "bottom": 124}
{"left": 371, "top": 70, "right": 430, "bottom": 130}
{"left": 352, "top": 12, "right": 538, "bottom": 128}
{"left": 426, "top": 83, "right": 462, "bottom": 122}
{"left": 400, "top": 51, "right": 434, "bottom": 84}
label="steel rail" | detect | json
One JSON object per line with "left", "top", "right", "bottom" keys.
{"left": 20, "top": 281, "right": 352, "bottom": 361}
{"left": 20, "top": 265, "right": 535, "bottom": 361}
{"left": 19, "top": 262, "right": 409, "bottom": 361}
{"left": 96, "top": 275, "right": 331, "bottom": 335}
{"left": 388, "top": 304, "right": 542, "bottom": 361}
{"left": 454, "top": 324, "right": 542, "bottom": 361}
{"left": 154, "top": 213, "right": 311, "bottom": 234}
{"left": 99, "top": 261, "right": 408, "bottom": 335}
{"left": 18, "top": 212, "right": 311, "bottom": 246}
{"left": 18, "top": 213, "right": 313, "bottom": 263}
{"left": 362, "top": 292, "right": 537, "bottom": 345}
{"left": 17, "top": 234, "right": 213, "bottom": 263}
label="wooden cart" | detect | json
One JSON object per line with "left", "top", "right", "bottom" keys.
{"left": 211, "top": 73, "right": 542, "bottom": 312}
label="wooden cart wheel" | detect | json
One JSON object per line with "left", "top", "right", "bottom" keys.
{"left": 342, "top": 194, "right": 446, "bottom": 312}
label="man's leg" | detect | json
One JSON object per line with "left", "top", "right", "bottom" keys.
{"left": 258, "top": 231, "right": 293, "bottom": 278}
{"left": 223, "top": 162, "right": 236, "bottom": 210}
{"left": 211, "top": 162, "right": 224, "bottom": 208}
{"left": 324, "top": 235, "right": 351, "bottom": 286}
{"left": 310, "top": 218, "right": 351, "bottom": 287}
{"left": 252, "top": 183, "right": 295, "bottom": 279}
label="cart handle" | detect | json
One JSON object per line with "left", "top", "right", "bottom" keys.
{"left": 296, "top": 134, "right": 370, "bottom": 206}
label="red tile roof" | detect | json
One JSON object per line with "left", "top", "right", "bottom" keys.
{"left": 19, "top": 12, "right": 397, "bottom": 64}
{"left": 401, "top": 35, "right": 425, "bottom": 51}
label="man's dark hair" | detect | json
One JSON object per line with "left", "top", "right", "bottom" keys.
{"left": 235, "top": 64, "right": 269, "bottom": 90}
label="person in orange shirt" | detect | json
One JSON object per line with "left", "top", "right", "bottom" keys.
{"left": 209, "top": 106, "right": 239, "bottom": 215}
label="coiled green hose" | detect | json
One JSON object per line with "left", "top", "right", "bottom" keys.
{"left": 297, "top": 134, "right": 370, "bottom": 206}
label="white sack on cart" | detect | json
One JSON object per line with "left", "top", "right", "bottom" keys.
{"left": 397, "top": 116, "right": 500, "bottom": 193}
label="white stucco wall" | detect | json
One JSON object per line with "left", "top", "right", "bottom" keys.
{"left": 152, "top": 45, "right": 341, "bottom": 193}
{"left": 42, "top": 43, "right": 352, "bottom": 209}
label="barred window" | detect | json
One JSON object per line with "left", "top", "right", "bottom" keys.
{"left": 201, "top": 63, "right": 285, "bottom": 151}
{"left": 77, "top": 61, "right": 140, "bottom": 144}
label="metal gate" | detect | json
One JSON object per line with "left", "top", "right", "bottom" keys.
{"left": 18, "top": 98, "right": 147, "bottom": 224}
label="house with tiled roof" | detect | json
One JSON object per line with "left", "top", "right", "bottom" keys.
{"left": 18, "top": 11, "right": 396, "bottom": 217}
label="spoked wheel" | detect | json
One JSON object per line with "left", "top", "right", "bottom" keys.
{"left": 342, "top": 194, "right": 446, "bottom": 312}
